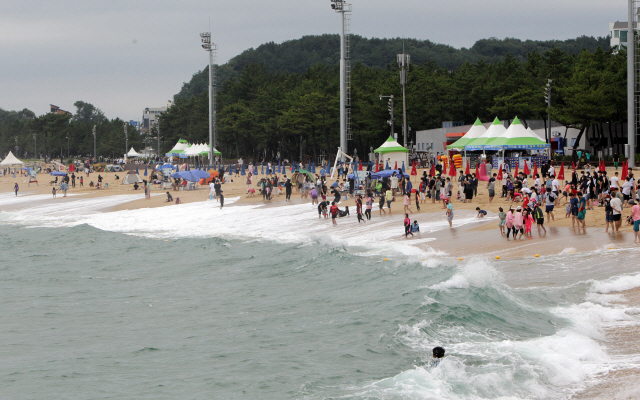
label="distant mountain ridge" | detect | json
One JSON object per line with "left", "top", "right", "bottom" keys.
{"left": 174, "top": 34, "right": 610, "bottom": 100}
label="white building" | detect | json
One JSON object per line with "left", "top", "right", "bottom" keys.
{"left": 609, "top": 21, "right": 635, "bottom": 53}
{"left": 142, "top": 100, "right": 173, "bottom": 132}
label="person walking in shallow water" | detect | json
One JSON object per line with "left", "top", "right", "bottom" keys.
{"left": 404, "top": 213, "right": 414, "bottom": 237}
{"left": 14, "top": 182, "right": 19, "bottom": 196}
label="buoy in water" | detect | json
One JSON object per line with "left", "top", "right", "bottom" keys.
{"left": 495, "top": 256, "right": 500, "bottom": 260}
{"left": 535, "top": 254, "right": 539, "bottom": 257}
{"left": 458, "top": 257, "right": 463, "bottom": 261}
{"left": 383, "top": 258, "right": 388, "bottom": 261}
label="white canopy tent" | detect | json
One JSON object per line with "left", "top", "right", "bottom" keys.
{"left": 126, "top": 147, "right": 142, "bottom": 158}
{"left": 0, "top": 151, "right": 25, "bottom": 166}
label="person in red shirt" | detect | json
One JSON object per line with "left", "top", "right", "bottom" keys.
{"left": 330, "top": 201, "right": 339, "bottom": 226}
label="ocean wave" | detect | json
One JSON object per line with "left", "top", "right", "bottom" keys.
{"left": 591, "top": 273, "right": 640, "bottom": 294}
{"left": 427, "top": 259, "right": 503, "bottom": 291}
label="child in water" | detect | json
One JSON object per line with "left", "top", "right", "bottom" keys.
{"left": 432, "top": 346, "right": 445, "bottom": 367}
{"left": 498, "top": 207, "right": 506, "bottom": 235}
{"left": 475, "top": 207, "right": 487, "bottom": 218}
{"left": 411, "top": 220, "right": 420, "bottom": 233}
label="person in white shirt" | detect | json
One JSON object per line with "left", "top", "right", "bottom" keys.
{"left": 534, "top": 174, "right": 541, "bottom": 191}
{"left": 622, "top": 177, "right": 633, "bottom": 204}
{"left": 610, "top": 172, "right": 619, "bottom": 190}
{"left": 552, "top": 176, "right": 560, "bottom": 206}
{"left": 610, "top": 189, "right": 623, "bottom": 231}
{"left": 548, "top": 165, "right": 555, "bottom": 177}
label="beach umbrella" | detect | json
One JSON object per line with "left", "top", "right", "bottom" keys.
{"left": 410, "top": 161, "right": 417, "bottom": 176}
{"left": 514, "top": 162, "right": 519, "bottom": 177}
{"left": 50, "top": 171, "right": 67, "bottom": 176}
{"left": 533, "top": 161, "right": 538, "bottom": 177}
{"left": 572, "top": 161, "right": 576, "bottom": 170}
{"left": 358, "top": 162, "right": 363, "bottom": 171}
{"left": 385, "top": 160, "right": 390, "bottom": 170}
{"left": 496, "top": 164, "right": 503, "bottom": 180}
{"left": 374, "top": 161, "right": 379, "bottom": 173}
{"left": 622, "top": 160, "right": 629, "bottom": 179}
{"left": 401, "top": 161, "right": 405, "bottom": 173}
{"left": 557, "top": 163, "right": 565, "bottom": 180}
{"left": 136, "top": 166, "right": 139, "bottom": 174}
{"left": 465, "top": 160, "right": 470, "bottom": 175}
{"left": 144, "top": 165, "right": 148, "bottom": 176}
{"left": 261, "top": 164, "right": 264, "bottom": 174}
{"left": 394, "top": 161, "right": 398, "bottom": 170}
{"left": 448, "top": 160, "right": 456, "bottom": 177}
{"left": 241, "top": 163, "right": 246, "bottom": 176}
{"left": 191, "top": 169, "right": 211, "bottom": 180}
{"left": 429, "top": 163, "right": 435, "bottom": 177}
{"left": 523, "top": 160, "right": 530, "bottom": 176}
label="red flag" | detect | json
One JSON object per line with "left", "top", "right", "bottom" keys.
{"left": 496, "top": 164, "right": 503, "bottom": 180}
{"left": 429, "top": 163, "right": 435, "bottom": 176}
{"left": 410, "top": 161, "right": 417, "bottom": 176}
{"left": 358, "top": 163, "right": 363, "bottom": 171}
{"left": 394, "top": 161, "right": 398, "bottom": 170}
{"left": 557, "top": 162, "right": 565, "bottom": 180}
{"left": 374, "top": 161, "right": 379, "bottom": 173}
{"left": 533, "top": 161, "right": 538, "bottom": 177}
{"left": 465, "top": 160, "right": 470, "bottom": 175}
{"left": 514, "top": 162, "right": 518, "bottom": 177}
{"left": 523, "top": 160, "right": 530, "bottom": 176}
{"left": 622, "top": 160, "right": 628, "bottom": 179}
{"left": 600, "top": 160, "right": 606, "bottom": 172}
{"left": 448, "top": 160, "right": 456, "bottom": 177}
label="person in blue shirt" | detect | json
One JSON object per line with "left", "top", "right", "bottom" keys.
{"left": 475, "top": 207, "right": 487, "bottom": 218}
{"left": 411, "top": 220, "right": 420, "bottom": 233}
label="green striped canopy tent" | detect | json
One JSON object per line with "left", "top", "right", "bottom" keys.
{"left": 464, "top": 117, "right": 507, "bottom": 150}
{"left": 446, "top": 118, "right": 486, "bottom": 150}
{"left": 488, "top": 117, "right": 549, "bottom": 149}
{"left": 374, "top": 136, "right": 409, "bottom": 154}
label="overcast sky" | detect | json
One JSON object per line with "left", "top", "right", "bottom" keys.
{"left": 0, "top": 0, "right": 625, "bottom": 122}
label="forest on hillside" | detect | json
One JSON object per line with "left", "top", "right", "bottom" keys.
{"left": 160, "top": 46, "right": 625, "bottom": 164}
{"left": 175, "top": 34, "right": 610, "bottom": 100}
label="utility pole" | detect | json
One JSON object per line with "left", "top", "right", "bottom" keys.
{"left": 397, "top": 50, "right": 410, "bottom": 148}
{"left": 628, "top": 0, "right": 636, "bottom": 167}
{"left": 33, "top": 133, "right": 36, "bottom": 159}
{"left": 379, "top": 95, "right": 395, "bottom": 138}
{"left": 124, "top": 122, "right": 128, "bottom": 157}
{"left": 157, "top": 118, "right": 160, "bottom": 160}
{"left": 544, "top": 79, "right": 552, "bottom": 144}
{"left": 330, "top": 0, "right": 352, "bottom": 161}
{"left": 92, "top": 125, "right": 96, "bottom": 162}
{"left": 200, "top": 32, "right": 218, "bottom": 162}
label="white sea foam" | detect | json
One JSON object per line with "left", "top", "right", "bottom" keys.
{"left": 0, "top": 194, "right": 488, "bottom": 258}
{"left": 427, "top": 259, "right": 503, "bottom": 291}
{"left": 591, "top": 273, "right": 640, "bottom": 294}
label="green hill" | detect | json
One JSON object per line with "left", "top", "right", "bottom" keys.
{"left": 175, "top": 34, "right": 609, "bottom": 100}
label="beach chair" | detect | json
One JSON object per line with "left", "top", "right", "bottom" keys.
{"left": 104, "top": 183, "right": 109, "bottom": 189}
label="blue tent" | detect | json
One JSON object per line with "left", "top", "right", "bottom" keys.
{"left": 385, "top": 160, "right": 390, "bottom": 170}
{"left": 371, "top": 170, "right": 409, "bottom": 179}
{"left": 241, "top": 163, "right": 246, "bottom": 176}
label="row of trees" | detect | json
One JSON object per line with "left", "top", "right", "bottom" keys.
{"left": 0, "top": 101, "right": 144, "bottom": 162}
{"left": 160, "top": 46, "right": 627, "bottom": 163}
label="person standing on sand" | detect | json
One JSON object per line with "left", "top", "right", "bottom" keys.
{"left": 403, "top": 193, "right": 413, "bottom": 215}
{"left": 545, "top": 190, "right": 556, "bottom": 222}
{"left": 14, "top": 182, "right": 18, "bottom": 196}
{"left": 610, "top": 188, "right": 623, "bottom": 232}
{"left": 385, "top": 189, "right": 393, "bottom": 216}
{"left": 445, "top": 199, "right": 453, "bottom": 228}
{"left": 505, "top": 207, "right": 515, "bottom": 240}
{"left": 52, "top": 187, "right": 57, "bottom": 198}
{"left": 487, "top": 174, "right": 496, "bottom": 204}
{"left": 514, "top": 206, "right": 524, "bottom": 240}
{"left": 285, "top": 178, "right": 292, "bottom": 202}
{"left": 404, "top": 213, "right": 414, "bottom": 237}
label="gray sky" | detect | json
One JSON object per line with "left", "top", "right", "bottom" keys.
{"left": 1, "top": 0, "right": 624, "bottom": 122}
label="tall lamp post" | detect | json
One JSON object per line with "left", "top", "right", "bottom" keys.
{"left": 397, "top": 51, "right": 410, "bottom": 148}
{"left": 544, "top": 79, "right": 552, "bottom": 144}
{"left": 66, "top": 135, "right": 69, "bottom": 158}
{"left": 33, "top": 133, "right": 36, "bottom": 159}
{"left": 330, "top": 0, "right": 352, "bottom": 161}
{"left": 379, "top": 95, "right": 395, "bottom": 138}
{"left": 628, "top": 0, "right": 636, "bottom": 167}
{"left": 200, "top": 32, "right": 218, "bottom": 163}
{"left": 92, "top": 125, "right": 96, "bottom": 162}
{"left": 124, "top": 122, "right": 128, "bottom": 157}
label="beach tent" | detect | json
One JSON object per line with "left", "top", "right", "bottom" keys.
{"left": 464, "top": 117, "right": 507, "bottom": 150}
{"left": 166, "top": 139, "right": 189, "bottom": 157}
{"left": 446, "top": 118, "right": 487, "bottom": 150}
{"left": 526, "top": 127, "right": 546, "bottom": 142}
{"left": 297, "top": 169, "right": 314, "bottom": 183}
{"left": 122, "top": 173, "right": 143, "bottom": 184}
{"left": 0, "top": 151, "right": 25, "bottom": 167}
{"left": 374, "top": 136, "right": 409, "bottom": 169}
{"left": 488, "top": 117, "right": 549, "bottom": 150}
{"left": 127, "top": 147, "right": 141, "bottom": 158}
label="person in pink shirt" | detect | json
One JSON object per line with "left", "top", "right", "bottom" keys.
{"left": 631, "top": 200, "right": 640, "bottom": 243}
{"left": 523, "top": 209, "right": 534, "bottom": 236}
{"left": 506, "top": 207, "right": 515, "bottom": 240}
{"left": 513, "top": 206, "right": 524, "bottom": 240}
{"left": 403, "top": 193, "right": 413, "bottom": 214}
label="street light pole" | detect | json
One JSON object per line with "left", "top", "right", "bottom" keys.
{"left": 66, "top": 135, "right": 69, "bottom": 158}
{"left": 628, "top": 0, "right": 636, "bottom": 167}
{"left": 33, "top": 133, "right": 36, "bottom": 159}
{"left": 330, "top": 0, "right": 352, "bottom": 161}
{"left": 397, "top": 51, "right": 410, "bottom": 148}
{"left": 157, "top": 119, "right": 160, "bottom": 161}
{"left": 200, "top": 32, "right": 218, "bottom": 163}
{"left": 124, "top": 122, "right": 128, "bottom": 157}
{"left": 379, "top": 95, "right": 395, "bottom": 138}
{"left": 544, "top": 79, "right": 552, "bottom": 144}
{"left": 92, "top": 125, "right": 96, "bottom": 162}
